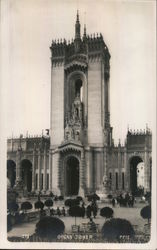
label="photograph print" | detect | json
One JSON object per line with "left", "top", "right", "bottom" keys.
{"left": 2, "top": 0, "right": 156, "bottom": 247}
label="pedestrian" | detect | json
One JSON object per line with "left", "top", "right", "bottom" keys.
{"left": 81, "top": 203, "right": 85, "bottom": 218}
{"left": 92, "top": 203, "right": 97, "bottom": 218}
{"left": 111, "top": 198, "right": 115, "bottom": 207}
{"left": 86, "top": 205, "right": 92, "bottom": 218}
{"left": 56, "top": 207, "right": 61, "bottom": 216}
{"left": 87, "top": 218, "right": 97, "bottom": 233}
{"left": 62, "top": 207, "right": 66, "bottom": 216}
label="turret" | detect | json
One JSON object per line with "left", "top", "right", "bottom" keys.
{"left": 75, "top": 10, "right": 81, "bottom": 39}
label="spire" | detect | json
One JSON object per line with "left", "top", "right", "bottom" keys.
{"left": 83, "top": 24, "right": 86, "bottom": 38}
{"left": 75, "top": 10, "right": 81, "bottom": 39}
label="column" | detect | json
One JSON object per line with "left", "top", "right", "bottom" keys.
{"left": 144, "top": 146, "right": 149, "bottom": 192}
{"left": 43, "top": 144, "right": 47, "bottom": 192}
{"left": 118, "top": 144, "right": 121, "bottom": 190}
{"left": 49, "top": 150, "right": 52, "bottom": 191}
{"left": 124, "top": 146, "right": 127, "bottom": 190}
{"left": 79, "top": 149, "right": 85, "bottom": 196}
{"left": 31, "top": 146, "right": 36, "bottom": 192}
{"left": 103, "top": 146, "right": 109, "bottom": 195}
{"left": 52, "top": 150, "right": 61, "bottom": 195}
{"left": 85, "top": 147, "right": 93, "bottom": 194}
{"left": 16, "top": 148, "right": 22, "bottom": 183}
{"left": 38, "top": 148, "right": 41, "bottom": 191}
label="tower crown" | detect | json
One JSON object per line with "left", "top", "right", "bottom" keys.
{"left": 75, "top": 10, "right": 81, "bottom": 40}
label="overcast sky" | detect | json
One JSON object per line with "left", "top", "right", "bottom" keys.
{"left": 1, "top": 0, "right": 156, "bottom": 144}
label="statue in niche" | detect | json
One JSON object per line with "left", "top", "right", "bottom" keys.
{"left": 71, "top": 92, "right": 82, "bottom": 124}
{"left": 75, "top": 130, "right": 80, "bottom": 141}
{"left": 64, "top": 123, "right": 75, "bottom": 140}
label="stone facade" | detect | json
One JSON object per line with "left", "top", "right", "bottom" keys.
{"left": 7, "top": 12, "right": 152, "bottom": 197}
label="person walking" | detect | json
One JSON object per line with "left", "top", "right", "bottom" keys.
{"left": 62, "top": 207, "right": 66, "bottom": 216}
{"left": 86, "top": 205, "right": 92, "bottom": 218}
{"left": 111, "top": 197, "right": 116, "bottom": 207}
{"left": 56, "top": 207, "right": 61, "bottom": 216}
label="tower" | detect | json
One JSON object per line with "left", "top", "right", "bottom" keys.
{"left": 50, "top": 11, "right": 112, "bottom": 196}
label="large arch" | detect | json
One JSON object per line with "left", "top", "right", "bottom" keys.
{"left": 7, "top": 160, "right": 16, "bottom": 188}
{"left": 64, "top": 156, "right": 79, "bottom": 196}
{"left": 65, "top": 71, "right": 87, "bottom": 127}
{"left": 130, "top": 156, "right": 143, "bottom": 195}
{"left": 21, "top": 159, "right": 32, "bottom": 192}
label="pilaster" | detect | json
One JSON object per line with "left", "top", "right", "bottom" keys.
{"left": 79, "top": 149, "right": 85, "bottom": 196}
{"left": 43, "top": 144, "right": 47, "bottom": 192}
{"left": 37, "top": 148, "right": 41, "bottom": 191}
{"left": 49, "top": 150, "right": 52, "bottom": 191}
{"left": 31, "top": 145, "right": 36, "bottom": 192}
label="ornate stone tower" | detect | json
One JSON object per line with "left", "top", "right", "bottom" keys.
{"left": 50, "top": 11, "right": 112, "bottom": 196}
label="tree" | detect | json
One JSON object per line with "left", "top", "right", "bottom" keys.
{"left": 35, "top": 216, "right": 65, "bottom": 240}
{"left": 76, "top": 196, "right": 83, "bottom": 202}
{"left": 58, "top": 195, "right": 64, "bottom": 201}
{"left": 7, "top": 214, "right": 12, "bottom": 232}
{"left": 65, "top": 198, "right": 79, "bottom": 207}
{"left": 8, "top": 202, "right": 19, "bottom": 213}
{"left": 69, "top": 205, "right": 84, "bottom": 225}
{"left": 87, "top": 193, "right": 100, "bottom": 202}
{"left": 45, "top": 199, "right": 53, "bottom": 208}
{"left": 45, "top": 199, "right": 53, "bottom": 215}
{"left": 35, "top": 201, "right": 44, "bottom": 211}
{"left": 100, "top": 207, "right": 114, "bottom": 219}
{"left": 21, "top": 201, "right": 32, "bottom": 213}
{"left": 140, "top": 205, "right": 151, "bottom": 224}
{"left": 101, "top": 218, "right": 135, "bottom": 242}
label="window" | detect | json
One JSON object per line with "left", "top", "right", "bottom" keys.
{"left": 47, "top": 174, "right": 49, "bottom": 190}
{"left": 116, "top": 172, "right": 118, "bottom": 190}
{"left": 35, "top": 173, "right": 38, "bottom": 189}
{"left": 122, "top": 172, "right": 124, "bottom": 190}
{"left": 109, "top": 172, "right": 112, "bottom": 189}
{"left": 41, "top": 174, "right": 43, "bottom": 190}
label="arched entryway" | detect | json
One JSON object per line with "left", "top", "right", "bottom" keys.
{"left": 7, "top": 160, "right": 16, "bottom": 188}
{"left": 21, "top": 159, "right": 32, "bottom": 192}
{"left": 130, "top": 156, "right": 143, "bottom": 195}
{"left": 65, "top": 156, "right": 79, "bottom": 196}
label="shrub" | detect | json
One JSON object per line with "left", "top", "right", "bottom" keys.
{"left": 65, "top": 199, "right": 79, "bottom": 207}
{"left": 35, "top": 201, "right": 44, "bottom": 210}
{"left": 140, "top": 205, "right": 151, "bottom": 223}
{"left": 100, "top": 207, "right": 114, "bottom": 219}
{"left": 87, "top": 193, "right": 100, "bottom": 201}
{"left": 8, "top": 202, "right": 19, "bottom": 213}
{"left": 76, "top": 196, "right": 83, "bottom": 202}
{"left": 58, "top": 195, "right": 64, "bottom": 201}
{"left": 44, "top": 199, "right": 53, "bottom": 208}
{"left": 21, "top": 202, "right": 32, "bottom": 212}
{"left": 107, "top": 194, "right": 113, "bottom": 199}
{"left": 101, "top": 218, "right": 135, "bottom": 242}
{"left": 35, "top": 216, "right": 65, "bottom": 240}
{"left": 7, "top": 214, "right": 12, "bottom": 232}
{"left": 69, "top": 205, "right": 84, "bottom": 225}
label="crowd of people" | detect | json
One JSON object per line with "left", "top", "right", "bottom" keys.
{"left": 111, "top": 192, "right": 135, "bottom": 207}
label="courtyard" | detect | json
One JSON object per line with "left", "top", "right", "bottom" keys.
{"left": 7, "top": 196, "right": 150, "bottom": 242}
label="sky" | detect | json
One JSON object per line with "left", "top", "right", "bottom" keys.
{"left": 1, "top": 0, "right": 156, "bottom": 144}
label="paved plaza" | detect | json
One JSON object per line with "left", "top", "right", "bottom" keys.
{"left": 8, "top": 198, "right": 148, "bottom": 238}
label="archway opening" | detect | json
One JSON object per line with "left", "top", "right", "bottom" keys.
{"left": 65, "top": 157, "right": 79, "bottom": 196}
{"left": 21, "top": 159, "right": 32, "bottom": 192}
{"left": 130, "top": 156, "right": 143, "bottom": 196}
{"left": 7, "top": 160, "right": 16, "bottom": 188}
